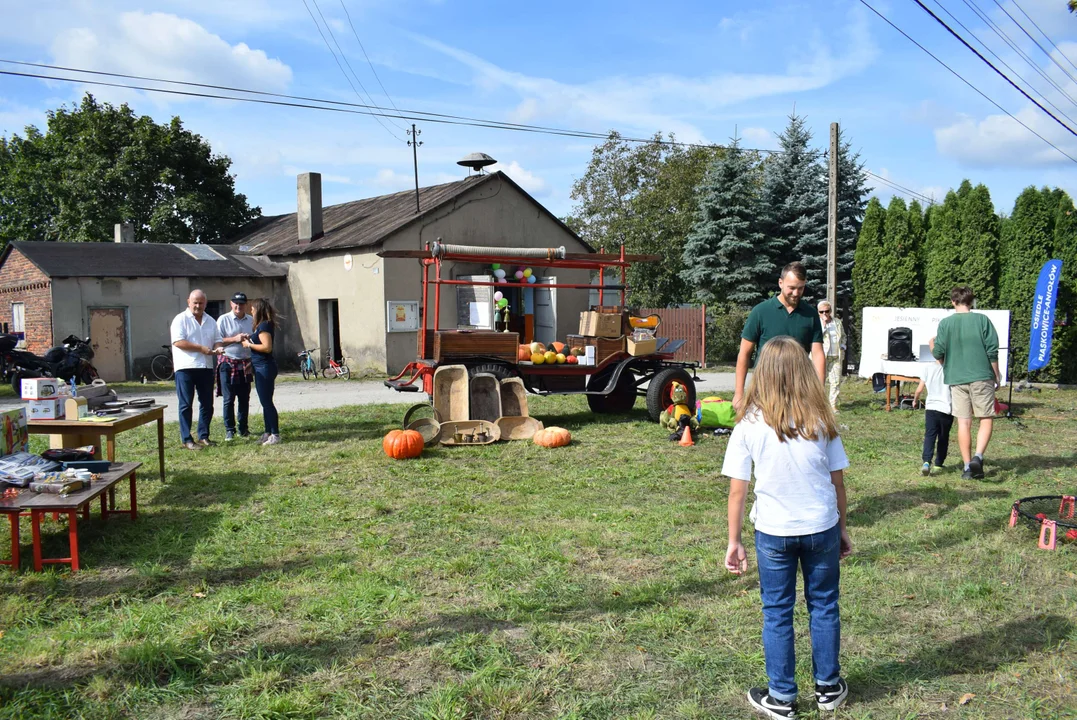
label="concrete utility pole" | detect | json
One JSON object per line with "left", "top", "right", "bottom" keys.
{"left": 827, "top": 122, "right": 839, "bottom": 312}
{"left": 407, "top": 124, "right": 422, "bottom": 214}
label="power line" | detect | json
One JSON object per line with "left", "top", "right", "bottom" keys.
{"left": 989, "top": 0, "right": 1077, "bottom": 87}
{"left": 929, "top": 0, "right": 1077, "bottom": 130}
{"left": 959, "top": 0, "right": 1077, "bottom": 109}
{"left": 858, "top": 0, "right": 1077, "bottom": 164}
{"left": 912, "top": 0, "right": 1077, "bottom": 139}
{"left": 1010, "top": 0, "right": 1077, "bottom": 77}
{"left": 865, "top": 170, "right": 937, "bottom": 204}
{"left": 299, "top": 0, "right": 405, "bottom": 141}
{"left": 337, "top": 0, "right": 403, "bottom": 115}
{"left": 0, "top": 60, "right": 789, "bottom": 154}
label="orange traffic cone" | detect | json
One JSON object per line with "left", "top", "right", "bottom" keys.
{"left": 679, "top": 428, "right": 694, "bottom": 447}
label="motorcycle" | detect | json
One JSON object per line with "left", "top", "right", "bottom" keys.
{"left": 0, "top": 333, "right": 100, "bottom": 394}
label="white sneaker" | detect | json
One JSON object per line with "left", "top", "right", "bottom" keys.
{"left": 258, "top": 433, "right": 269, "bottom": 444}
{"left": 262, "top": 434, "right": 281, "bottom": 445}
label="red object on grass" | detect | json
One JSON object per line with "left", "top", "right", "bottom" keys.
{"left": 1036, "top": 513, "right": 1048, "bottom": 521}
{"left": 1066, "top": 529, "right": 1077, "bottom": 541}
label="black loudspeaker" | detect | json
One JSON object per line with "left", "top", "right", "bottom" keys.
{"left": 887, "top": 327, "right": 914, "bottom": 361}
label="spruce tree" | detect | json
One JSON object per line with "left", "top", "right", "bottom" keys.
{"left": 852, "top": 197, "right": 887, "bottom": 346}
{"left": 906, "top": 200, "right": 927, "bottom": 304}
{"left": 1000, "top": 187, "right": 1052, "bottom": 377}
{"left": 682, "top": 139, "right": 770, "bottom": 305}
{"left": 923, "top": 189, "right": 962, "bottom": 307}
{"left": 958, "top": 183, "right": 1001, "bottom": 307}
{"left": 835, "top": 129, "right": 871, "bottom": 319}
{"left": 759, "top": 114, "right": 828, "bottom": 301}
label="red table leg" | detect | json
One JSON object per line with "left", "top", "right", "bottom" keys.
{"left": 31, "top": 511, "right": 42, "bottom": 572}
{"left": 67, "top": 511, "right": 79, "bottom": 572}
{"left": 1, "top": 514, "right": 18, "bottom": 571}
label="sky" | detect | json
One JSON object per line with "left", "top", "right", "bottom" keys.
{"left": 1, "top": 0, "right": 1076, "bottom": 221}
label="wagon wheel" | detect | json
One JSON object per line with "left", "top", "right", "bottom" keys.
{"left": 586, "top": 368, "right": 637, "bottom": 414}
{"left": 646, "top": 368, "right": 696, "bottom": 423}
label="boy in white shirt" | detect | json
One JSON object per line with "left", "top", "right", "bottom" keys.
{"left": 913, "top": 337, "right": 952, "bottom": 476}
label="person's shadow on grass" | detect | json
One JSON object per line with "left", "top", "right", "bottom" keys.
{"left": 846, "top": 614, "right": 1074, "bottom": 704}
{"left": 849, "top": 486, "right": 1010, "bottom": 528}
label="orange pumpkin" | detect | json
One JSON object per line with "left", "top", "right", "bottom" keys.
{"left": 518, "top": 345, "right": 532, "bottom": 361}
{"left": 550, "top": 341, "right": 565, "bottom": 353}
{"left": 383, "top": 429, "right": 424, "bottom": 459}
{"left": 533, "top": 427, "right": 571, "bottom": 448}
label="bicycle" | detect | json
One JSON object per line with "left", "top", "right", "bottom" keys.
{"left": 322, "top": 352, "right": 351, "bottom": 380}
{"left": 150, "top": 345, "right": 174, "bottom": 381}
{"left": 298, "top": 348, "right": 319, "bottom": 380}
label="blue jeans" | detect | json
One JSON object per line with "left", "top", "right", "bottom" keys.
{"left": 253, "top": 362, "right": 279, "bottom": 435}
{"left": 755, "top": 523, "right": 842, "bottom": 702}
{"left": 922, "top": 410, "right": 953, "bottom": 465}
{"left": 175, "top": 368, "right": 215, "bottom": 443}
{"left": 218, "top": 363, "right": 251, "bottom": 435}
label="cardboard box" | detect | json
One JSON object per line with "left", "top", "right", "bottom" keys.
{"left": 21, "top": 377, "right": 61, "bottom": 400}
{"left": 627, "top": 336, "right": 658, "bottom": 356}
{"left": 27, "top": 398, "right": 63, "bottom": 420}
{"left": 578, "top": 311, "right": 622, "bottom": 338}
{"left": 65, "top": 396, "right": 89, "bottom": 420}
{"left": 0, "top": 407, "right": 29, "bottom": 455}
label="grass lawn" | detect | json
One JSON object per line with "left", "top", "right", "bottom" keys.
{"left": 0, "top": 381, "right": 1074, "bottom": 719}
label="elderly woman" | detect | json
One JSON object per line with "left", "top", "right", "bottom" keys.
{"left": 818, "top": 300, "right": 846, "bottom": 412}
{"left": 242, "top": 299, "right": 281, "bottom": 445}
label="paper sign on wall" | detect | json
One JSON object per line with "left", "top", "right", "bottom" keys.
{"left": 386, "top": 301, "right": 419, "bottom": 332}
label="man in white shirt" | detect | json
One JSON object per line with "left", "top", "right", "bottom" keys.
{"left": 818, "top": 300, "right": 846, "bottom": 412}
{"left": 171, "top": 289, "right": 223, "bottom": 450}
{"left": 216, "top": 292, "right": 254, "bottom": 441}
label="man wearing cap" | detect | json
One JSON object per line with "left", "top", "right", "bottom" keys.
{"left": 217, "top": 292, "right": 255, "bottom": 441}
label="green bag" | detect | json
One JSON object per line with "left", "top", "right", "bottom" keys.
{"left": 699, "top": 397, "right": 736, "bottom": 428}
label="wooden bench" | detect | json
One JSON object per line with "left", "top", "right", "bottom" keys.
{"left": 0, "top": 461, "right": 141, "bottom": 572}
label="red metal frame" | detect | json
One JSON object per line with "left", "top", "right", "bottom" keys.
{"left": 387, "top": 244, "right": 687, "bottom": 393}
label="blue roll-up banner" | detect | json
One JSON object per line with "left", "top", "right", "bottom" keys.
{"left": 1028, "top": 259, "right": 1063, "bottom": 372}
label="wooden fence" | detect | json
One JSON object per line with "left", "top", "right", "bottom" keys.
{"left": 637, "top": 306, "right": 706, "bottom": 366}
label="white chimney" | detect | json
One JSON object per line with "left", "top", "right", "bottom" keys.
{"left": 297, "top": 172, "right": 323, "bottom": 246}
{"left": 114, "top": 222, "right": 135, "bottom": 243}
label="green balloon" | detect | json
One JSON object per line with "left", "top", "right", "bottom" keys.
{"left": 491, "top": 263, "right": 501, "bottom": 270}
{"left": 497, "top": 298, "right": 508, "bottom": 308}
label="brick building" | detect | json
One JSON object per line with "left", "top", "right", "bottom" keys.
{"left": 0, "top": 240, "right": 287, "bottom": 381}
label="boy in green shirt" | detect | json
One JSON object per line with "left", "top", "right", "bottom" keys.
{"left": 932, "top": 286, "right": 1001, "bottom": 479}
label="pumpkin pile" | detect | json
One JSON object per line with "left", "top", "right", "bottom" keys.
{"left": 383, "top": 429, "right": 424, "bottom": 459}
{"left": 533, "top": 426, "right": 571, "bottom": 448}
{"left": 518, "top": 341, "right": 579, "bottom": 365}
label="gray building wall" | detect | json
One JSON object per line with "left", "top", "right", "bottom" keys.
{"left": 50, "top": 276, "right": 289, "bottom": 379}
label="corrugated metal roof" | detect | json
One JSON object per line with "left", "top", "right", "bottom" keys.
{"left": 6, "top": 241, "right": 287, "bottom": 279}
{"left": 230, "top": 171, "right": 592, "bottom": 257}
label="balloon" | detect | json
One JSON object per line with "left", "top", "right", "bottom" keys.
{"left": 497, "top": 278, "right": 507, "bottom": 283}
{"left": 497, "top": 298, "right": 508, "bottom": 308}
{"left": 523, "top": 268, "right": 533, "bottom": 278}
{"left": 493, "top": 291, "right": 503, "bottom": 301}
{"left": 527, "top": 275, "right": 537, "bottom": 284}
{"left": 514, "top": 270, "right": 524, "bottom": 280}
{"left": 493, "top": 268, "right": 506, "bottom": 279}
{"left": 491, "top": 263, "right": 501, "bottom": 270}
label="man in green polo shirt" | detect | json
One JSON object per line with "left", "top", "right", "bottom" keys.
{"left": 733, "top": 262, "right": 826, "bottom": 410}
{"left": 932, "top": 286, "right": 1001, "bottom": 480}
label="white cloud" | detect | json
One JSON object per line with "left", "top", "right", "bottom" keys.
{"left": 50, "top": 12, "right": 292, "bottom": 92}
{"left": 740, "top": 126, "right": 776, "bottom": 150}
{"left": 409, "top": 5, "right": 876, "bottom": 143}
{"left": 490, "top": 161, "right": 549, "bottom": 196}
{"left": 934, "top": 106, "right": 1077, "bottom": 167}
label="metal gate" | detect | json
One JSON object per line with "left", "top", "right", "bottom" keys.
{"left": 637, "top": 306, "right": 706, "bottom": 366}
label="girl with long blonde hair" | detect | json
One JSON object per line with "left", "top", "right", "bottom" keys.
{"left": 721, "top": 336, "right": 852, "bottom": 717}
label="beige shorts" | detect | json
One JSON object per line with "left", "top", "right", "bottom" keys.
{"left": 950, "top": 380, "right": 996, "bottom": 419}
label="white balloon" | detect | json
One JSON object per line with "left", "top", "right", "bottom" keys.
{"left": 493, "top": 268, "right": 507, "bottom": 279}
{"left": 493, "top": 291, "right": 503, "bottom": 301}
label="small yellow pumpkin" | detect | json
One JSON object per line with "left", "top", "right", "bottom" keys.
{"left": 383, "top": 429, "right": 424, "bottom": 459}
{"left": 533, "top": 426, "right": 571, "bottom": 448}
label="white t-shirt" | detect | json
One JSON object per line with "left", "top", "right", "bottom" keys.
{"left": 922, "top": 362, "right": 951, "bottom": 414}
{"left": 721, "top": 410, "right": 850, "bottom": 536}
{"left": 170, "top": 309, "right": 223, "bottom": 371}
{"left": 217, "top": 312, "right": 254, "bottom": 360}
{"left": 824, "top": 322, "right": 842, "bottom": 357}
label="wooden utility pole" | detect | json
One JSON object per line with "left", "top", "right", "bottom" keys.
{"left": 407, "top": 124, "right": 422, "bottom": 213}
{"left": 826, "top": 122, "right": 839, "bottom": 312}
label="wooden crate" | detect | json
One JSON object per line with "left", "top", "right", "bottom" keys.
{"left": 566, "top": 334, "right": 625, "bottom": 365}
{"left": 434, "top": 331, "right": 519, "bottom": 364}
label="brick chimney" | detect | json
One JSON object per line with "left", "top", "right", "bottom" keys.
{"left": 297, "top": 172, "right": 323, "bottom": 246}
{"left": 113, "top": 222, "right": 135, "bottom": 243}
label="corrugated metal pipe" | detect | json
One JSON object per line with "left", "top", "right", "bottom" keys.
{"left": 430, "top": 242, "right": 566, "bottom": 260}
